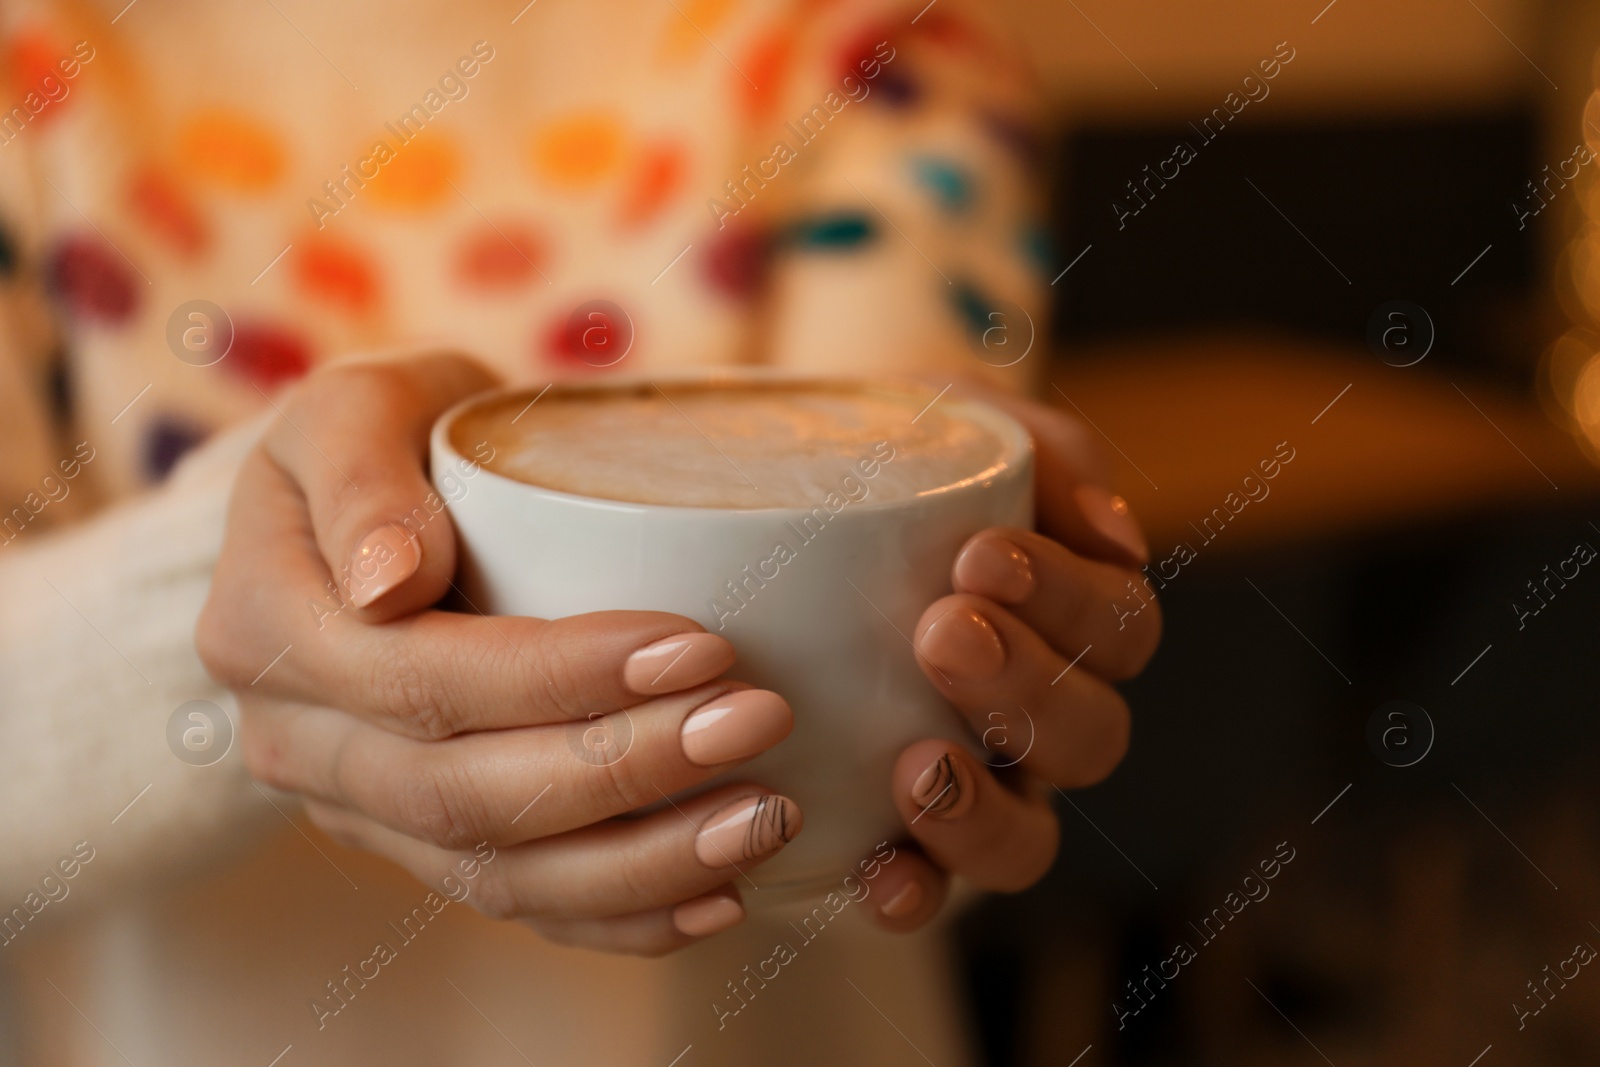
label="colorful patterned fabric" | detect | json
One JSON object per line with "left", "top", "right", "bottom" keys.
{"left": 0, "top": 0, "right": 1048, "bottom": 505}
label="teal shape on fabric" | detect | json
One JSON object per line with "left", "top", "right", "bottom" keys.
{"left": 911, "top": 156, "right": 975, "bottom": 215}
{"left": 950, "top": 279, "right": 995, "bottom": 338}
{"left": 1020, "top": 224, "right": 1056, "bottom": 275}
{"left": 786, "top": 213, "right": 876, "bottom": 249}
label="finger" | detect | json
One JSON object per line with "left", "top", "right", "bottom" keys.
{"left": 859, "top": 843, "right": 949, "bottom": 932}
{"left": 304, "top": 802, "right": 746, "bottom": 956}
{"left": 200, "top": 462, "right": 737, "bottom": 737}
{"left": 943, "top": 379, "right": 1149, "bottom": 568}
{"left": 893, "top": 740, "right": 1058, "bottom": 893}
{"left": 951, "top": 527, "right": 1161, "bottom": 680}
{"left": 244, "top": 683, "right": 801, "bottom": 850}
{"left": 261, "top": 353, "right": 498, "bottom": 621}
{"left": 525, "top": 886, "right": 744, "bottom": 957}
{"left": 303, "top": 781, "right": 791, "bottom": 920}
{"left": 912, "top": 594, "right": 1130, "bottom": 788}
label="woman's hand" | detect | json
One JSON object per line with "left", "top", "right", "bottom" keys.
{"left": 197, "top": 354, "right": 802, "bottom": 956}
{"left": 859, "top": 381, "right": 1162, "bottom": 928}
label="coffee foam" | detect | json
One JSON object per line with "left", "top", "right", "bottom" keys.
{"left": 453, "top": 382, "right": 1009, "bottom": 509}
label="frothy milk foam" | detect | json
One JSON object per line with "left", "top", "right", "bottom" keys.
{"left": 454, "top": 382, "right": 1008, "bottom": 508}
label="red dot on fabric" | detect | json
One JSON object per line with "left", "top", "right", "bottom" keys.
{"left": 7, "top": 29, "right": 77, "bottom": 128}
{"left": 125, "top": 166, "right": 209, "bottom": 259}
{"left": 225, "top": 322, "right": 313, "bottom": 389}
{"left": 45, "top": 235, "right": 140, "bottom": 325}
{"left": 456, "top": 223, "right": 546, "bottom": 290}
{"left": 701, "top": 224, "right": 769, "bottom": 301}
{"left": 617, "top": 142, "right": 686, "bottom": 231}
{"left": 292, "top": 236, "right": 379, "bottom": 314}
{"left": 740, "top": 29, "right": 794, "bottom": 124}
{"left": 541, "top": 300, "right": 634, "bottom": 371}
{"left": 835, "top": 21, "right": 897, "bottom": 83}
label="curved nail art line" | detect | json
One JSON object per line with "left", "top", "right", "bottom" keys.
{"left": 745, "top": 795, "right": 797, "bottom": 859}
{"left": 911, "top": 754, "right": 962, "bottom": 823}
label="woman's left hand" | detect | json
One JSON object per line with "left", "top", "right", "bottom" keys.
{"left": 857, "top": 381, "right": 1163, "bottom": 928}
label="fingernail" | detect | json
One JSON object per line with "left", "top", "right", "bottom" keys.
{"left": 916, "top": 607, "right": 1005, "bottom": 680}
{"left": 681, "top": 689, "right": 793, "bottom": 767}
{"left": 879, "top": 881, "right": 923, "bottom": 919}
{"left": 911, "top": 752, "right": 973, "bottom": 821}
{"left": 673, "top": 893, "right": 745, "bottom": 937}
{"left": 348, "top": 524, "right": 422, "bottom": 608}
{"left": 695, "top": 795, "right": 802, "bottom": 868}
{"left": 624, "top": 632, "right": 736, "bottom": 695}
{"left": 1074, "top": 484, "right": 1148, "bottom": 565}
{"left": 954, "top": 536, "right": 1033, "bottom": 604}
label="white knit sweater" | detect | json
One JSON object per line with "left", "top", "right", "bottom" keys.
{"left": 0, "top": 0, "right": 1048, "bottom": 1060}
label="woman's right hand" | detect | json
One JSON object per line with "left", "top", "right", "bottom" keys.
{"left": 197, "top": 354, "right": 801, "bottom": 956}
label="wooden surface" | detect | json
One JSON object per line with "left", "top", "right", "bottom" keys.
{"left": 1048, "top": 335, "right": 1600, "bottom": 554}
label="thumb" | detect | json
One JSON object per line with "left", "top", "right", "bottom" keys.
{"left": 259, "top": 352, "right": 501, "bottom": 622}
{"left": 942, "top": 377, "right": 1149, "bottom": 568}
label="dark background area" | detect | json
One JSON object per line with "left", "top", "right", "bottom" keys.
{"left": 958, "top": 106, "right": 1600, "bottom": 1065}
{"left": 1053, "top": 113, "right": 1541, "bottom": 383}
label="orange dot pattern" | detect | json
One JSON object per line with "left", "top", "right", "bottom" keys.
{"left": 179, "top": 111, "right": 286, "bottom": 194}
{"left": 366, "top": 135, "right": 459, "bottom": 211}
{"left": 530, "top": 113, "right": 624, "bottom": 190}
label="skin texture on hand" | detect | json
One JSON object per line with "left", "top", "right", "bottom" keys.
{"left": 855, "top": 375, "right": 1162, "bottom": 933}
{"left": 197, "top": 356, "right": 1160, "bottom": 953}
{"left": 198, "top": 355, "right": 811, "bottom": 955}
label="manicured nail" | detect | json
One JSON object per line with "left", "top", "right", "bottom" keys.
{"left": 911, "top": 752, "right": 974, "bottom": 821}
{"left": 954, "top": 536, "right": 1033, "bottom": 604}
{"left": 1074, "top": 484, "right": 1148, "bottom": 565}
{"left": 681, "top": 689, "right": 793, "bottom": 767}
{"left": 879, "top": 881, "right": 923, "bottom": 919}
{"left": 695, "top": 795, "right": 802, "bottom": 868}
{"left": 673, "top": 893, "right": 745, "bottom": 937}
{"left": 348, "top": 523, "right": 421, "bottom": 608}
{"left": 916, "top": 607, "right": 1005, "bottom": 680}
{"left": 624, "top": 632, "right": 736, "bottom": 695}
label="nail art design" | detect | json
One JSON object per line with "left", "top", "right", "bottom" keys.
{"left": 695, "top": 794, "right": 802, "bottom": 868}
{"left": 912, "top": 754, "right": 963, "bottom": 818}
{"left": 745, "top": 795, "right": 798, "bottom": 859}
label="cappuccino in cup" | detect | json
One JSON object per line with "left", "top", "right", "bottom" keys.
{"left": 452, "top": 383, "right": 1009, "bottom": 508}
{"left": 434, "top": 377, "right": 1033, "bottom": 899}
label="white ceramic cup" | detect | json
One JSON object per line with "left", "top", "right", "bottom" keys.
{"left": 430, "top": 376, "right": 1034, "bottom": 900}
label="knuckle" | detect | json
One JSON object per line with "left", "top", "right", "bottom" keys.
{"left": 238, "top": 720, "right": 289, "bottom": 789}
{"left": 468, "top": 869, "right": 523, "bottom": 922}
{"left": 522, "top": 624, "right": 596, "bottom": 719}
{"left": 366, "top": 640, "right": 457, "bottom": 740}
{"left": 588, "top": 746, "right": 654, "bottom": 813}
{"left": 397, "top": 762, "right": 486, "bottom": 851}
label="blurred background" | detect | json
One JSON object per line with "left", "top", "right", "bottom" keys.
{"left": 957, "top": 0, "right": 1600, "bottom": 1063}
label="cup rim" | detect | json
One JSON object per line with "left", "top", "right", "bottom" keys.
{"left": 431, "top": 371, "right": 1035, "bottom": 516}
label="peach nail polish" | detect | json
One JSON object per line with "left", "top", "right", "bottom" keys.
{"left": 1074, "top": 484, "right": 1148, "bottom": 565}
{"left": 680, "top": 689, "right": 793, "bottom": 767}
{"left": 916, "top": 607, "right": 1005, "bottom": 680}
{"left": 673, "top": 893, "right": 744, "bottom": 937}
{"left": 879, "top": 881, "right": 923, "bottom": 919}
{"left": 695, "top": 795, "right": 801, "bottom": 868}
{"left": 624, "top": 632, "right": 736, "bottom": 695}
{"left": 954, "top": 537, "right": 1034, "bottom": 604}
{"left": 910, "top": 752, "right": 973, "bottom": 821}
{"left": 348, "top": 524, "right": 421, "bottom": 608}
